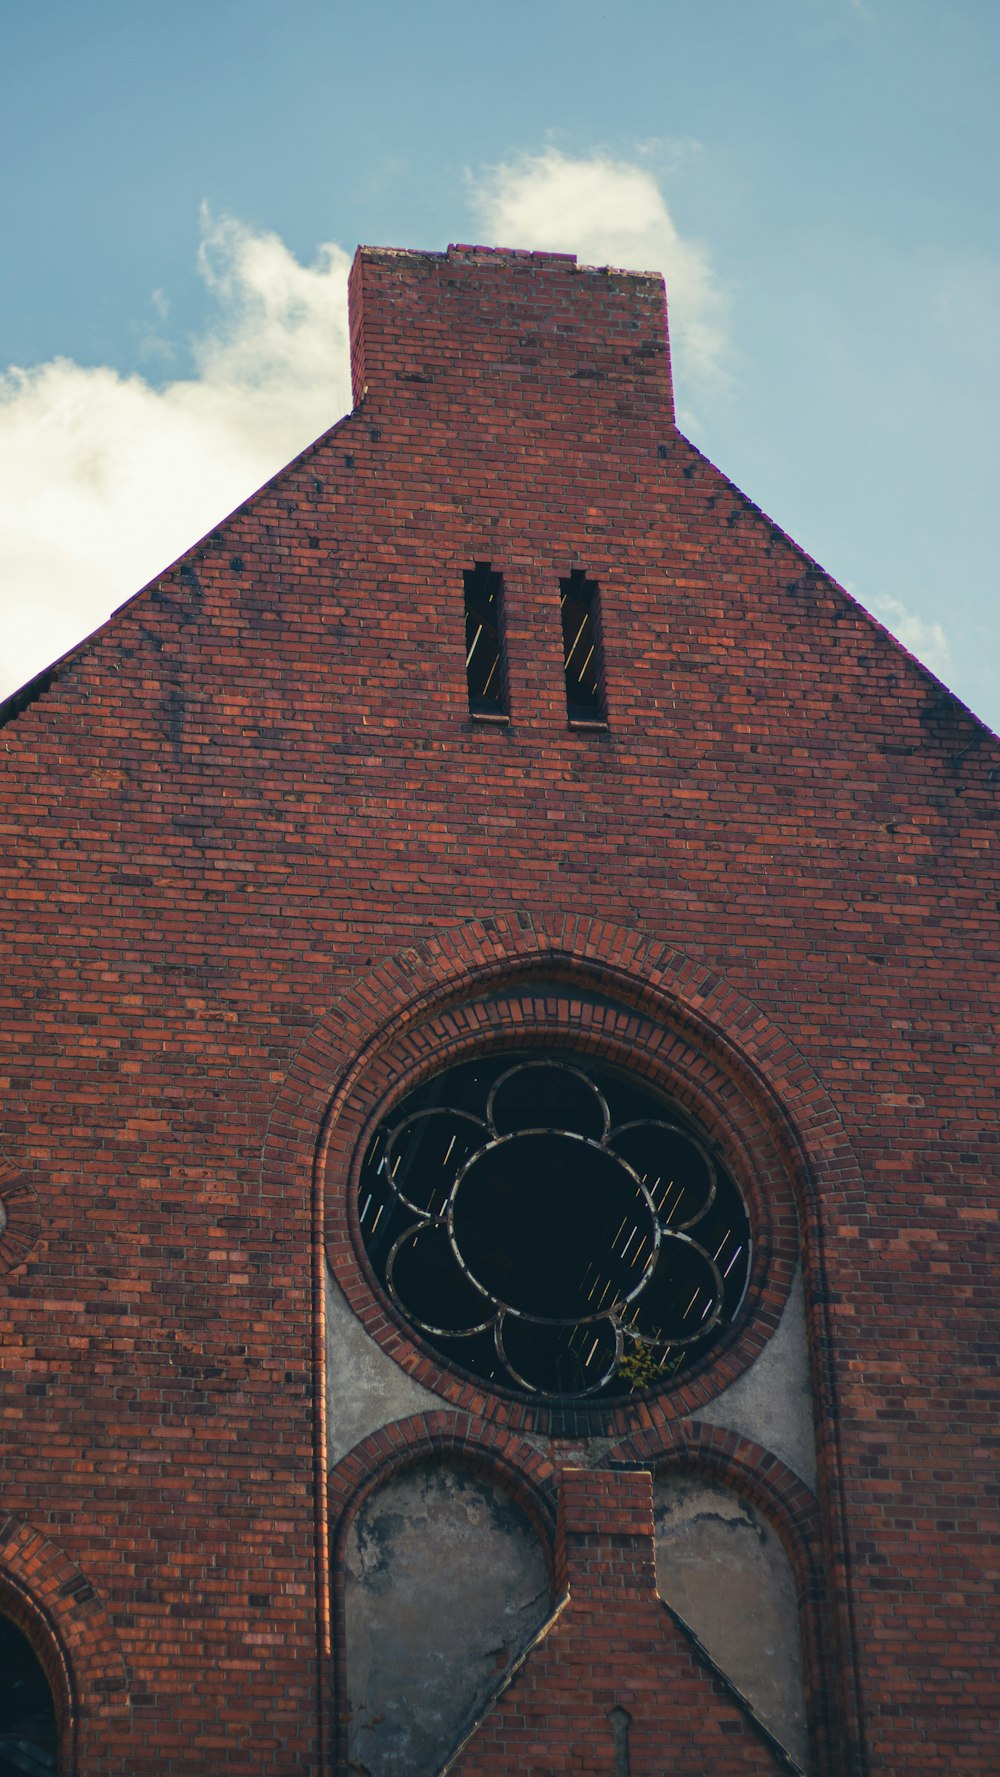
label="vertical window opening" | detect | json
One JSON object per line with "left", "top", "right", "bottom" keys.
{"left": 0, "top": 1613, "right": 59, "bottom": 1773}
{"left": 464, "top": 562, "right": 508, "bottom": 720}
{"left": 560, "top": 570, "right": 606, "bottom": 725}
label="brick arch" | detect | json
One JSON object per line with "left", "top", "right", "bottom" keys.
{"left": 264, "top": 912, "right": 866, "bottom": 1238}
{"left": 261, "top": 912, "right": 867, "bottom": 1771}
{"left": 265, "top": 908, "right": 866, "bottom": 1459}
{"left": 328, "top": 1412, "right": 559, "bottom": 1777}
{"left": 0, "top": 1156, "right": 42, "bottom": 1276}
{"left": 328, "top": 1411, "right": 559, "bottom": 1572}
{"left": 606, "top": 1422, "right": 823, "bottom": 1598}
{"left": 0, "top": 1512, "right": 129, "bottom": 1770}
{"left": 606, "top": 1422, "right": 837, "bottom": 1777}
{"left": 0, "top": 1570, "right": 75, "bottom": 1772}
{"left": 322, "top": 988, "right": 801, "bottom": 1437}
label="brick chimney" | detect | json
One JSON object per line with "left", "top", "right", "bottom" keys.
{"left": 347, "top": 243, "right": 675, "bottom": 427}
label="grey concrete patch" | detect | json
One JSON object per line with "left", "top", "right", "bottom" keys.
{"left": 697, "top": 1265, "right": 817, "bottom": 1489}
{"left": 326, "top": 1266, "right": 441, "bottom": 1467}
{"left": 344, "top": 1463, "right": 551, "bottom": 1777}
{"left": 654, "top": 1473, "right": 808, "bottom": 1770}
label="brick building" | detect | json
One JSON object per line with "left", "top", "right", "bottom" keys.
{"left": 0, "top": 244, "right": 996, "bottom": 1776}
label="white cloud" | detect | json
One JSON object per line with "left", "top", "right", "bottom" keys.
{"left": 858, "top": 590, "right": 953, "bottom": 678}
{"left": 468, "top": 148, "right": 727, "bottom": 387}
{"left": 0, "top": 211, "right": 352, "bottom": 699}
{"left": 0, "top": 157, "right": 726, "bottom": 701}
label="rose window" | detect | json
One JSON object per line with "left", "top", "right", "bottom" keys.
{"left": 358, "top": 1054, "right": 752, "bottom": 1401}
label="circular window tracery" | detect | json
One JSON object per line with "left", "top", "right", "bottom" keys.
{"left": 358, "top": 1054, "right": 752, "bottom": 1401}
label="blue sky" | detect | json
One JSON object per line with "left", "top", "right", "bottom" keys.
{"left": 2, "top": 0, "right": 998, "bottom": 729}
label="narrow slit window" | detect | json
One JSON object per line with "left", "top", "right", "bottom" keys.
{"left": 560, "top": 569, "right": 606, "bottom": 724}
{"left": 464, "top": 562, "right": 508, "bottom": 719}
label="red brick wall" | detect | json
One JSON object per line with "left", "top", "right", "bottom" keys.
{"left": 0, "top": 244, "right": 996, "bottom": 1773}
{"left": 447, "top": 1468, "right": 791, "bottom": 1777}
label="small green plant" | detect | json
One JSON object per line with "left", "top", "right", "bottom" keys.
{"left": 617, "top": 1338, "right": 671, "bottom": 1392}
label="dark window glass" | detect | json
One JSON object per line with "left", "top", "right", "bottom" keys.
{"left": 560, "top": 569, "right": 606, "bottom": 724}
{"left": 464, "top": 563, "right": 508, "bottom": 719}
{"left": 0, "top": 1614, "right": 58, "bottom": 1774}
{"left": 358, "top": 1052, "right": 752, "bottom": 1402}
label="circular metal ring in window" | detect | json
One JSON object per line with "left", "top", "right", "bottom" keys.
{"left": 358, "top": 1052, "right": 752, "bottom": 1403}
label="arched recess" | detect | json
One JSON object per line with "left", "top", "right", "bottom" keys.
{"left": 606, "top": 1426, "right": 832, "bottom": 1774}
{"left": 0, "top": 1577, "right": 69, "bottom": 1772}
{"left": 262, "top": 911, "right": 870, "bottom": 1773}
{"left": 0, "top": 1514, "right": 129, "bottom": 1772}
{"left": 323, "top": 989, "right": 801, "bottom": 1430}
{"left": 329, "top": 1415, "right": 557, "bottom": 1777}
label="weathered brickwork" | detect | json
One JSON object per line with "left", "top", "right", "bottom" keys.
{"left": 446, "top": 1468, "right": 795, "bottom": 1776}
{"left": 0, "top": 244, "right": 996, "bottom": 1773}
{"left": 0, "top": 1512, "right": 129, "bottom": 1770}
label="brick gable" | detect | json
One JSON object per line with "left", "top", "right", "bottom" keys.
{"left": 0, "top": 243, "right": 995, "bottom": 1775}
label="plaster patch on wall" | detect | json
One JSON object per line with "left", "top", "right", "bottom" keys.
{"left": 697, "top": 1265, "right": 816, "bottom": 1488}
{"left": 345, "top": 1463, "right": 551, "bottom": 1777}
{"left": 326, "top": 1266, "right": 440, "bottom": 1467}
{"left": 654, "top": 1473, "right": 808, "bottom": 1769}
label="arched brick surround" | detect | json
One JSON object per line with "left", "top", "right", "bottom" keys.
{"left": 0, "top": 1570, "right": 75, "bottom": 1772}
{"left": 263, "top": 911, "right": 869, "bottom": 1771}
{"left": 322, "top": 989, "right": 799, "bottom": 1435}
{"left": 0, "top": 1512, "right": 129, "bottom": 1770}
{"left": 608, "top": 1421, "right": 823, "bottom": 1578}
{"left": 328, "top": 1412, "right": 558, "bottom": 1571}
{"left": 329, "top": 1415, "right": 835, "bottom": 1776}
{"left": 328, "top": 1413, "right": 559, "bottom": 1776}
{"left": 608, "top": 1422, "right": 835, "bottom": 1774}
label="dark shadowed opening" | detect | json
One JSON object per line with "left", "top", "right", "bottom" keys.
{"left": 560, "top": 569, "right": 606, "bottom": 724}
{"left": 464, "top": 562, "right": 508, "bottom": 719}
{"left": 0, "top": 1613, "right": 58, "bottom": 1775}
{"left": 360, "top": 1053, "right": 751, "bottom": 1401}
